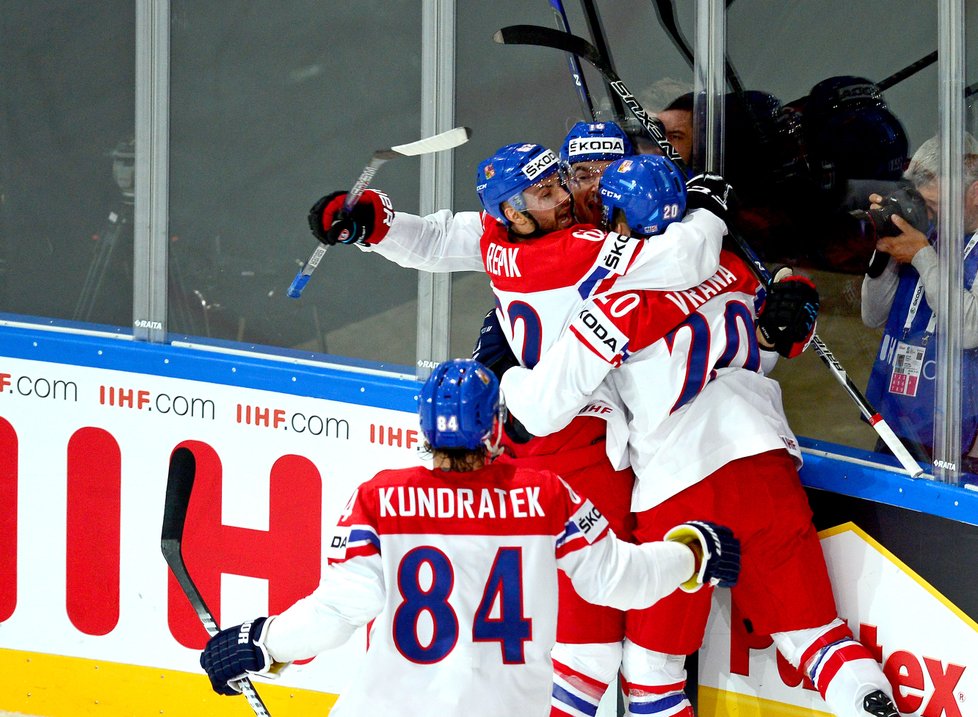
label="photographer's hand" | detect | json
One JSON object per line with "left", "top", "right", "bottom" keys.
{"left": 876, "top": 214, "right": 929, "bottom": 264}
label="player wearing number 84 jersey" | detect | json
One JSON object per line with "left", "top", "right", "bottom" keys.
{"left": 198, "top": 359, "right": 741, "bottom": 716}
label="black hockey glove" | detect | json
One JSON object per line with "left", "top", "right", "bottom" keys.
{"left": 200, "top": 617, "right": 273, "bottom": 696}
{"left": 665, "top": 520, "right": 740, "bottom": 592}
{"left": 757, "top": 270, "right": 819, "bottom": 358}
{"left": 472, "top": 309, "right": 520, "bottom": 381}
{"left": 685, "top": 173, "right": 736, "bottom": 224}
{"left": 307, "top": 189, "right": 394, "bottom": 246}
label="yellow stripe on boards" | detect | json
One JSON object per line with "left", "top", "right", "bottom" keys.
{"left": 0, "top": 648, "right": 338, "bottom": 716}
{"left": 697, "top": 685, "right": 832, "bottom": 717}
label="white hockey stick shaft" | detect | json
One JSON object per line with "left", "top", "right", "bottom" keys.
{"left": 809, "top": 336, "right": 925, "bottom": 477}
{"left": 287, "top": 126, "right": 472, "bottom": 299}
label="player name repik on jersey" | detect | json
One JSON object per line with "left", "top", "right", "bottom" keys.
{"left": 378, "top": 485, "right": 545, "bottom": 520}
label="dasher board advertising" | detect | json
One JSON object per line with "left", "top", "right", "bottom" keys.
{"left": 0, "top": 329, "right": 425, "bottom": 716}
{"left": 698, "top": 502, "right": 978, "bottom": 717}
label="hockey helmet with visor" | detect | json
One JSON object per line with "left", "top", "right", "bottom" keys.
{"left": 560, "top": 121, "right": 632, "bottom": 164}
{"left": 599, "top": 155, "right": 687, "bottom": 236}
{"left": 476, "top": 143, "right": 572, "bottom": 227}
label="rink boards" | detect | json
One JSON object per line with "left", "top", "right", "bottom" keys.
{"left": 1, "top": 322, "right": 977, "bottom": 716}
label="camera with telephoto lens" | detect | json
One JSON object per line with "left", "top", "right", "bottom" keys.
{"left": 850, "top": 186, "right": 931, "bottom": 278}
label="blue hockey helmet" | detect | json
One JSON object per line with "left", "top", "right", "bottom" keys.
{"left": 560, "top": 121, "right": 633, "bottom": 165}
{"left": 418, "top": 359, "right": 502, "bottom": 451}
{"left": 598, "top": 155, "right": 687, "bottom": 236}
{"left": 476, "top": 143, "right": 564, "bottom": 226}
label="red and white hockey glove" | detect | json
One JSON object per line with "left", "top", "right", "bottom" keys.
{"left": 665, "top": 520, "right": 740, "bottom": 592}
{"left": 307, "top": 189, "right": 394, "bottom": 246}
{"left": 756, "top": 268, "right": 819, "bottom": 359}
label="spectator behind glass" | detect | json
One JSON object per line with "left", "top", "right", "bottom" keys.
{"left": 861, "top": 134, "right": 978, "bottom": 476}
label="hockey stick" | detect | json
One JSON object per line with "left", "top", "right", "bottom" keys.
{"left": 577, "top": 0, "right": 627, "bottom": 122}
{"left": 649, "top": 0, "right": 746, "bottom": 96}
{"left": 548, "top": 0, "right": 596, "bottom": 121}
{"left": 287, "top": 126, "right": 472, "bottom": 299}
{"left": 494, "top": 24, "right": 926, "bottom": 478}
{"left": 877, "top": 50, "right": 937, "bottom": 92}
{"left": 495, "top": 26, "right": 684, "bottom": 167}
{"left": 161, "top": 447, "right": 273, "bottom": 716}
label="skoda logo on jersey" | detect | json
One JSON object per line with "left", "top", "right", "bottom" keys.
{"left": 567, "top": 137, "right": 625, "bottom": 158}
{"left": 521, "top": 149, "right": 559, "bottom": 180}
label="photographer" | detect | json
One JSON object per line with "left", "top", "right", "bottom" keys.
{"left": 861, "top": 134, "right": 978, "bottom": 473}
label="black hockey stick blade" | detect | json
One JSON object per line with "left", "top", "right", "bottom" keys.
{"left": 495, "top": 24, "right": 684, "bottom": 170}
{"left": 161, "top": 446, "right": 273, "bottom": 716}
{"left": 161, "top": 447, "right": 217, "bottom": 632}
{"left": 494, "top": 25, "right": 608, "bottom": 74}
{"left": 162, "top": 446, "right": 196, "bottom": 548}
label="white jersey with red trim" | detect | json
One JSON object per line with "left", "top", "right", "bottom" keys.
{"left": 478, "top": 213, "right": 724, "bottom": 367}
{"left": 365, "top": 209, "right": 725, "bottom": 296}
{"left": 365, "top": 208, "right": 725, "bottom": 455}
{"left": 501, "top": 251, "right": 802, "bottom": 512}
{"left": 263, "top": 462, "right": 694, "bottom": 717}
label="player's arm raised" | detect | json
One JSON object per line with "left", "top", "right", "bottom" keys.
{"left": 308, "top": 189, "right": 487, "bottom": 273}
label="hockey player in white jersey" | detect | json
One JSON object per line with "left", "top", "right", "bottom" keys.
{"left": 306, "top": 135, "right": 734, "bottom": 714}
{"left": 197, "top": 359, "right": 741, "bottom": 717}
{"left": 306, "top": 139, "right": 726, "bottom": 298}
{"left": 500, "top": 155, "right": 903, "bottom": 717}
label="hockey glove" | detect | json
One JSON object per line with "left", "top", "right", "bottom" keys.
{"left": 665, "top": 520, "right": 740, "bottom": 592}
{"left": 756, "top": 268, "right": 819, "bottom": 358}
{"left": 307, "top": 189, "right": 394, "bottom": 246}
{"left": 684, "top": 173, "right": 736, "bottom": 224}
{"left": 200, "top": 617, "right": 274, "bottom": 696}
{"left": 472, "top": 309, "right": 520, "bottom": 381}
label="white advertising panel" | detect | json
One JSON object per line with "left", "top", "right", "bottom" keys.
{"left": 0, "top": 346, "right": 426, "bottom": 711}
{"left": 699, "top": 522, "right": 977, "bottom": 717}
